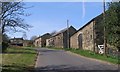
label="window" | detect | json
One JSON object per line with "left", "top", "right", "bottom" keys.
{"left": 58, "top": 37, "right": 60, "bottom": 39}
{"left": 90, "top": 35, "right": 92, "bottom": 39}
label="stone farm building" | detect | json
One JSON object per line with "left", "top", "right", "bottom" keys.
{"left": 34, "top": 33, "right": 51, "bottom": 47}
{"left": 10, "top": 37, "right": 33, "bottom": 47}
{"left": 70, "top": 14, "right": 104, "bottom": 52}
{"left": 23, "top": 40, "right": 33, "bottom": 47}
{"left": 34, "top": 36, "right": 41, "bottom": 47}
{"left": 10, "top": 37, "right": 24, "bottom": 46}
{"left": 46, "top": 37, "right": 54, "bottom": 47}
{"left": 47, "top": 26, "right": 77, "bottom": 48}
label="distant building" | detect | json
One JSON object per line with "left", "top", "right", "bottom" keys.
{"left": 46, "top": 37, "right": 54, "bottom": 47}
{"left": 23, "top": 40, "right": 33, "bottom": 47}
{"left": 34, "top": 36, "right": 41, "bottom": 47}
{"left": 10, "top": 37, "right": 33, "bottom": 47}
{"left": 10, "top": 37, "right": 24, "bottom": 46}
{"left": 46, "top": 39, "right": 50, "bottom": 47}
{"left": 34, "top": 33, "right": 51, "bottom": 47}
{"left": 48, "top": 26, "right": 76, "bottom": 48}
{"left": 70, "top": 14, "right": 104, "bottom": 52}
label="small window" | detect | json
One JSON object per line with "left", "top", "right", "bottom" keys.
{"left": 90, "top": 35, "right": 92, "bottom": 39}
{"left": 58, "top": 37, "right": 61, "bottom": 39}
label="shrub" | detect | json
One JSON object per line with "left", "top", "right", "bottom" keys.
{"left": 2, "top": 42, "right": 9, "bottom": 52}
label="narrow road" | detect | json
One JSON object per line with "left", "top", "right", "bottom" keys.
{"left": 35, "top": 48, "right": 118, "bottom": 72}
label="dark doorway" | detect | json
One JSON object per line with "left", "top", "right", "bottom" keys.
{"left": 78, "top": 34, "right": 82, "bottom": 49}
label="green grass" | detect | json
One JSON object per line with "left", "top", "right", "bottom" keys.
{"left": 47, "top": 47, "right": 119, "bottom": 64}
{"left": 2, "top": 47, "right": 37, "bottom": 72}
{"left": 69, "top": 48, "right": 119, "bottom": 64}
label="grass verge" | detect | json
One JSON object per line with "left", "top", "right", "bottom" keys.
{"left": 47, "top": 47, "right": 119, "bottom": 64}
{"left": 2, "top": 47, "right": 37, "bottom": 72}
{"left": 69, "top": 48, "right": 119, "bottom": 64}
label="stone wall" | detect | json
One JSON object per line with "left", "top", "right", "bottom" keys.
{"left": 52, "top": 26, "right": 76, "bottom": 48}
{"left": 46, "top": 37, "right": 54, "bottom": 47}
{"left": 46, "top": 39, "right": 50, "bottom": 47}
{"left": 54, "top": 33, "right": 64, "bottom": 48}
{"left": 41, "top": 34, "right": 51, "bottom": 47}
{"left": 70, "top": 31, "right": 82, "bottom": 49}
{"left": 70, "top": 20, "right": 95, "bottom": 51}
{"left": 34, "top": 38, "right": 41, "bottom": 47}
{"left": 34, "top": 33, "right": 51, "bottom": 47}
{"left": 81, "top": 21, "right": 94, "bottom": 51}
{"left": 64, "top": 27, "right": 77, "bottom": 48}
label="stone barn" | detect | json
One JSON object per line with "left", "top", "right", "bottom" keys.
{"left": 34, "top": 33, "right": 51, "bottom": 47}
{"left": 70, "top": 14, "right": 104, "bottom": 52}
{"left": 52, "top": 26, "right": 77, "bottom": 48}
{"left": 10, "top": 37, "right": 24, "bottom": 46}
{"left": 34, "top": 36, "right": 41, "bottom": 47}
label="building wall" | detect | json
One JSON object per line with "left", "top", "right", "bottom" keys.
{"left": 65, "top": 27, "right": 77, "bottom": 48}
{"left": 23, "top": 40, "right": 33, "bottom": 47}
{"left": 81, "top": 21, "right": 94, "bottom": 51}
{"left": 34, "top": 33, "right": 51, "bottom": 47}
{"left": 23, "top": 40, "right": 29, "bottom": 47}
{"left": 41, "top": 34, "right": 51, "bottom": 47}
{"left": 53, "top": 26, "right": 76, "bottom": 48}
{"left": 34, "top": 38, "right": 41, "bottom": 47}
{"left": 34, "top": 39, "right": 37, "bottom": 47}
{"left": 10, "top": 38, "right": 24, "bottom": 46}
{"left": 49, "top": 37, "right": 54, "bottom": 47}
{"left": 63, "top": 30, "right": 76, "bottom": 48}
{"left": 70, "top": 21, "right": 95, "bottom": 51}
{"left": 46, "top": 39, "right": 50, "bottom": 47}
{"left": 46, "top": 38, "right": 53, "bottom": 47}
{"left": 54, "top": 33, "right": 63, "bottom": 48}
{"left": 70, "top": 31, "right": 82, "bottom": 49}
{"left": 63, "top": 32, "right": 67, "bottom": 48}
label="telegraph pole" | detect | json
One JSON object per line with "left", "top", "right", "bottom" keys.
{"left": 103, "top": 0, "right": 107, "bottom": 55}
{"left": 67, "top": 20, "right": 70, "bottom": 49}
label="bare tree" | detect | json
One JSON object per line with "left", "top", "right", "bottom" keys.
{"left": 0, "top": 2, "right": 32, "bottom": 34}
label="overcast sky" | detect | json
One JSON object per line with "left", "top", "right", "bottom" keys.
{"left": 8, "top": 2, "right": 104, "bottom": 39}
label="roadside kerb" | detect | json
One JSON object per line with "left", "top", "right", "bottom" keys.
{"left": 35, "top": 50, "right": 40, "bottom": 68}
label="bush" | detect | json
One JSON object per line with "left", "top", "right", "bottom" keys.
{"left": 2, "top": 42, "right": 9, "bottom": 52}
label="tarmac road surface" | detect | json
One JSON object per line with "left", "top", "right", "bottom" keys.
{"left": 35, "top": 48, "right": 118, "bottom": 72}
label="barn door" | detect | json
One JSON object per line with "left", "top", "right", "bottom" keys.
{"left": 78, "top": 34, "right": 82, "bottom": 49}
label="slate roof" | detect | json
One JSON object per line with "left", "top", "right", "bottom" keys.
{"left": 76, "top": 13, "right": 103, "bottom": 33}
{"left": 34, "top": 33, "right": 51, "bottom": 40}
{"left": 52, "top": 26, "right": 75, "bottom": 37}
{"left": 10, "top": 37, "right": 23, "bottom": 40}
